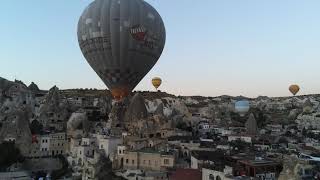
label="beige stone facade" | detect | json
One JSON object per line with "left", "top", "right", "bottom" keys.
{"left": 49, "top": 132, "right": 67, "bottom": 156}
{"left": 118, "top": 149, "right": 175, "bottom": 171}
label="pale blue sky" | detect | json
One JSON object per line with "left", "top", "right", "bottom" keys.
{"left": 0, "top": 0, "right": 320, "bottom": 97}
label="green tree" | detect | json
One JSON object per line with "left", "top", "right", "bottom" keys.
{"left": 30, "top": 120, "right": 43, "bottom": 135}
{"left": 302, "top": 128, "right": 307, "bottom": 136}
{"left": 51, "top": 155, "right": 72, "bottom": 179}
{"left": 230, "top": 140, "right": 252, "bottom": 152}
{"left": 0, "top": 142, "right": 23, "bottom": 170}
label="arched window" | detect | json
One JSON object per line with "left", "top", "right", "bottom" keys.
{"left": 156, "top": 133, "right": 161, "bottom": 138}
{"left": 216, "top": 176, "right": 221, "bottom": 180}
{"left": 78, "top": 158, "right": 82, "bottom": 166}
{"left": 209, "top": 174, "right": 215, "bottom": 180}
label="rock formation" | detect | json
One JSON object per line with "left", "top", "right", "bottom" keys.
{"left": 278, "top": 155, "right": 314, "bottom": 180}
{"left": 245, "top": 113, "right": 257, "bottom": 135}
{"left": 67, "top": 111, "right": 90, "bottom": 137}
{"left": 124, "top": 93, "right": 148, "bottom": 123}
{"left": 0, "top": 78, "right": 35, "bottom": 156}
{"left": 38, "top": 86, "right": 70, "bottom": 131}
{"left": 154, "top": 103, "right": 164, "bottom": 116}
{"left": 303, "top": 98, "right": 313, "bottom": 114}
{"left": 28, "top": 82, "right": 40, "bottom": 93}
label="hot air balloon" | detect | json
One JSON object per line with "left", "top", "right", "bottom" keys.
{"left": 235, "top": 100, "right": 250, "bottom": 117}
{"left": 152, "top": 77, "right": 162, "bottom": 90}
{"left": 289, "top": 85, "right": 300, "bottom": 96}
{"left": 78, "top": 0, "right": 166, "bottom": 101}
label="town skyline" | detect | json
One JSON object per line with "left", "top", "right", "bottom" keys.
{"left": 1, "top": 1, "right": 320, "bottom": 179}
{"left": 1, "top": 0, "right": 320, "bottom": 97}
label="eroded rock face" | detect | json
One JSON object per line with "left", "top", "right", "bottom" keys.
{"left": 38, "top": 86, "right": 70, "bottom": 131}
{"left": 154, "top": 103, "right": 164, "bottom": 116}
{"left": 145, "top": 97, "right": 190, "bottom": 118}
{"left": 108, "top": 101, "right": 128, "bottom": 129}
{"left": 303, "top": 99, "right": 314, "bottom": 114}
{"left": 67, "top": 111, "right": 87, "bottom": 130}
{"left": 288, "top": 109, "right": 301, "bottom": 121}
{"left": 0, "top": 78, "right": 35, "bottom": 156}
{"left": 67, "top": 111, "right": 90, "bottom": 137}
{"left": 124, "top": 93, "right": 148, "bottom": 123}
{"left": 96, "top": 96, "right": 112, "bottom": 116}
{"left": 278, "top": 155, "right": 313, "bottom": 180}
{"left": 245, "top": 113, "right": 257, "bottom": 135}
{"left": 28, "top": 82, "right": 40, "bottom": 93}
{"left": 0, "top": 108, "right": 32, "bottom": 155}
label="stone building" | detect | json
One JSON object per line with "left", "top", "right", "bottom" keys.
{"left": 49, "top": 132, "right": 67, "bottom": 156}
{"left": 117, "top": 148, "right": 175, "bottom": 171}
{"left": 39, "top": 134, "right": 50, "bottom": 156}
{"left": 96, "top": 135, "right": 122, "bottom": 159}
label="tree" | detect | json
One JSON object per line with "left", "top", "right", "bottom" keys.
{"left": 176, "top": 121, "right": 189, "bottom": 131}
{"left": 302, "top": 128, "right": 307, "bottom": 136}
{"left": 29, "top": 120, "right": 43, "bottom": 135}
{"left": 0, "top": 142, "right": 24, "bottom": 170}
{"left": 230, "top": 140, "right": 251, "bottom": 152}
{"left": 51, "top": 155, "right": 72, "bottom": 179}
{"left": 96, "top": 156, "right": 126, "bottom": 180}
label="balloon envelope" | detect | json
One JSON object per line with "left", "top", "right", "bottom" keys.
{"left": 152, "top": 77, "right": 162, "bottom": 90}
{"left": 235, "top": 100, "right": 250, "bottom": 116}
{"left": 78, "top": 0, "right": 166, "bottom": 100}
{"left": 289, "top": 85, "right": 300, "bottom": 96}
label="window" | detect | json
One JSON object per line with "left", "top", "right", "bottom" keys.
{"left": 126, "top": 159, "right": 129, "bottom": 164}
{"left": 101, "top": 145, "right": 103, "bottom": 148}
{"left": 132, "top": 160, "right": 135, "bottom": 164}
{"left": 143, "top": 160, "right": 146, "bottom": 164}
{"left": 149, "top": 160, "right": 151, "bottom": 165}
{"left": 209, "top": 174, "right": 214, "bottom": 180}
{"left": 164, "top": 159, "right": 169, "bottom": 165}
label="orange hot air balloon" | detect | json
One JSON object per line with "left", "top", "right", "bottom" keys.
{"left": 152, "top": 77, "right": 162, "bottom": 90}
{"left": 289, "top": 85, "right": 300, "bottom": 96}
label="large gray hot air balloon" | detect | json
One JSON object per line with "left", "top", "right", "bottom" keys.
{"left": 78, "top": 0, "right": 166, "bottom": 100}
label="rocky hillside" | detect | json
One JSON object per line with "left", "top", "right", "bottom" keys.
{"left": 1, "top": 76, "right": 320, "bottom": 154}
{"left": 0, "top": 77, "right": 35, "bottom": 155}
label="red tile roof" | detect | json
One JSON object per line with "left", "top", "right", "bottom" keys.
{"left": 169, "top": 169, "right": 201, "bottom": 180}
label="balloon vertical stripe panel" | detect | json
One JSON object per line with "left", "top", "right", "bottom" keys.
{"left": 78, "top": 0, "right": 166, "bottom": 100}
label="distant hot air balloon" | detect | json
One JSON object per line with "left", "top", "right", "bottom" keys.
{"left": 78, "top": 0, "right": 166, "bottom": 101}
{"left": 152, "top": 77, "right": 162, "bottom": 90}
{"left": 235, "top": 100, "right": 250, "bottom": 117}
{"left": 289, "top": 85, "right": 300, "bottom": 96}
